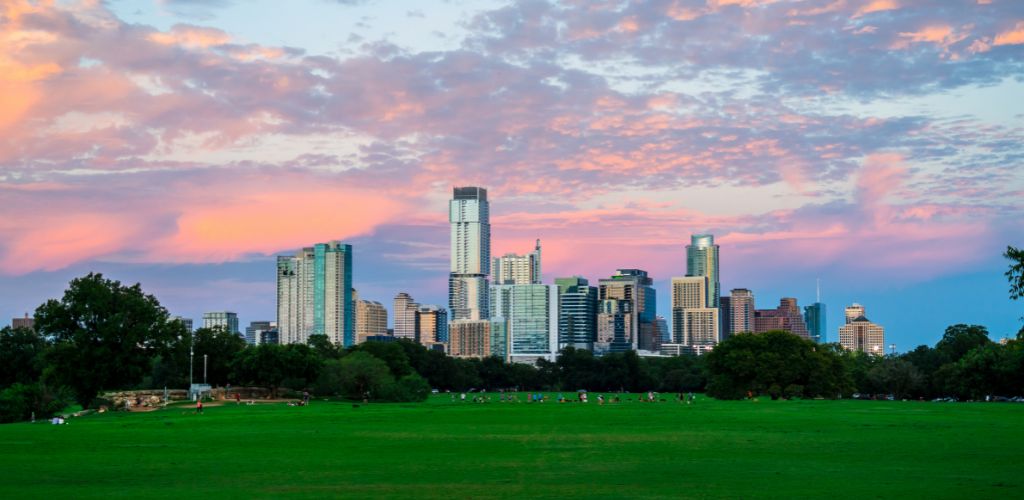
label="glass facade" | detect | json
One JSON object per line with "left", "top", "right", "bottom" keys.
{"left": 555, "top": 277, "right": 597, "bottom": 350}
{"left": 449, "top": 187, "right": 491, "bottom": 321}
{"left": 804, "top": 302, "right": 827, "bottom": 343}
{"left": 686, "top": 234, "right": 720, "bottom": 309}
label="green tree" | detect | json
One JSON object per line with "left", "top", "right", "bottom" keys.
{"left": 866, "top": 358, "right": 924, "bottom": 399}
{"left": 0, "top": 326, "right": 48, "bottom": 388}
{"left": 337, "top": 351, "right": 393, "bottom": 400}
{"left": 706, "top": 331, "right": 846, "bottom": 399}
{"left": 935, "top": 324, "right": 991, "bottom": 363}
{"left": 0, "top": 383, "right": 72, "bottom": 424}
{"left": 191, "top": 327, "right": 247, "bottom": 386}
{"left": 1005, "top": 245, "right": 1024, "bottom": 300}
{"left": 307, "top": 334, "right": 340, "bottom": 360}
{"left": 231, "top": 344, "right": 290, "bottom": 397}
{"left": 34, "top": 273, "right": 178, "bottom": 407}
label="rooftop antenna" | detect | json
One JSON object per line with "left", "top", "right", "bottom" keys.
{"left": 816, "top": 278, "right": 821, "bottom": 304}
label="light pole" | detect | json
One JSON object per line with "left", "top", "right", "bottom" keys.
{"left": 889, "top": 343, "right": 896, "bottom": 355}
{"left": 203, "top": 354, "right": 208, "bottom": 385}
{"left": 189, "top": 344, "right": 194, "bottom": 400}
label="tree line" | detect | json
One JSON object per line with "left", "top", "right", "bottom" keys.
{"left": 1, "top": 245, "right": 1022, "bottom": 423}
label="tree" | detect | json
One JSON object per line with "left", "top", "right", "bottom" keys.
{"left": 34, "top": 273, "right": 178, "bottom": 407}
{"left": 191, "top": 327, "right": 247, "bottom": 386}
{"left": 0, "top": 326, "right": 48, "bottom": 389}
{"left": 866, "top": 358, "right": 924, "bottom": 399}
{"left": 706, "top": 331, "right": 846, "bottom": 399}
{"left": 337, "top": 352, "right": 393, "bottom": 400}
{"left": 0, "top": 383, "right": 72, "bottom": 424}
{"left": 231, "top": 344, "right": 290, "bottom": 397}
{"left": 307, "top": 334, "right": 340, "bottom": 360}
{"left": 935, "top": 324, "right": 991, "bottom": 363}
{"left": 1006, "top": 245, "right": 1024, "bottom": 300}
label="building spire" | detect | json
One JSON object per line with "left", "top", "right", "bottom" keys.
{"left": 816, "top": 278, "right": 821, "bottom": 303}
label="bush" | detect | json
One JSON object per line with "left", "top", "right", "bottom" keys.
{"left": 0, "top": 383, "right": 72, "bottom": 423}
{"left": 784, "top": 384, "right": 804, "bottom": 400}
{"left": 768, "top": 384, "right": 782, "bottom": 400}
{"left": 381, "top": 374, "right": 431, "bottom": 402}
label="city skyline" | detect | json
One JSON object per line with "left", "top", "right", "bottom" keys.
{"left": 1, "top": 0, "right": 1023, "bottom": 350}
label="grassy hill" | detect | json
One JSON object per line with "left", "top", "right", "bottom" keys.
{"left": 0, "top": 394, "right": 1021, "bottom": 498}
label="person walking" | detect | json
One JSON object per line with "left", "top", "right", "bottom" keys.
{"left": 196, "top": 399, "right": 203, "bottom": 414}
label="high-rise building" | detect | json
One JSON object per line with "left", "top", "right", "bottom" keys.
{"left": 719, "top": 296, "right": 732, "bottom": 340}
{"left": 417, "top": 305, "right": 448, "bottom": 344}
{"left": 276, "top": 242, "right": 354, "bottom": 346}
{"left": 245, "top": 321, "right": 274, "bottom": 345}
{"left": 355, "top": 295, "right": 388, "bottom": 344}
{"left": 597, "top": 269, "right": 656, "bottom": 353}
{"left": 596, "top": 299, "right": 632, "bottom": 354}
{"left": 728, "top": 289, "right": 755, "bottom": 335}
{"left": 449, "top": 187, "right": 490, "bottom": 321}
{"left": 804, "top": 303, "right": 827, "bottom": 344}
{"left": 845, "top": 303, "right": 865, "bottom": 324}
{"left": 171, "top": 316, "right": 193, "bottom": 333}
{"left": 490, "top": 283, "right": 559, "bottom": 363}
{"left": 839, "top": 305, "right": 885, "bottom": 355}
{"left": 668, "top": 276, "right": 719, "bottom": 350}
{"left": 655, "top": 316, "right": 669, "bottom": 344}
{"left": 449, "top": 319, "right": 491, "bottom": 358}
{"left": 202, "top": 311, "right": 239, "bottom": 334}
{"left": 686, "top": 234, "right": 720, "bottom": 309}
{"left": 493, "top": 240, "right": 542, "bottom": 285}
{"left": 393, "top": 292, "right": 419, "bottom": 341}
{"left": 259, "top": 328, "right": 279, "bottom": 345}
{"left": 11, "top": 314, "right": 34, "bottom": 331}
{"left": 754, "top": 298, "right": 809, "bottom": 338}
{"left": 490, "top": 319, "right": 510, "bottom": 361}
{"left": 555, "top": 276, "right": 598, "bottom": 351}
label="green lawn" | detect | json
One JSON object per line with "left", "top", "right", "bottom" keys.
{"left": 0, "top": 395, "right": 1021, "bottom": 498}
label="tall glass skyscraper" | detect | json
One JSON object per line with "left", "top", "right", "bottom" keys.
{"left": 490, "top": 283, "right": 559, "bottom": 362}
{"left": 597, "top": 269, "right": 656, "bottom": 353}
{"left": 276, "top": 241, "right": 354, "bottom": 347}
{"left": 449, "top": 187, "right": 490, "bottom": 321}
{"left": 805, "top": 303, "right": 827, "bottom": 343}
{"left": 686, "top": 234, "right": 720, "bottom": 309}
{"left": 555, "top": 276, "right": 598, "bottom": 351}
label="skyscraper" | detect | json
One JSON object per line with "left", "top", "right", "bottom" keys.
{"left": 416, "top": 305, "right": 448, "bottom": 345}
{"left": 449, "top": 319, "right": 491, "bottom": 358}
{"left": 493, "top": 240, "right": 542, "bottom": 285}
{"left": 393, "top": 292, "right": 419, "bottom": 340}
{"left": 839, "top": 304, "right": 885, "bottom": 355}
{"left": 597, "top": 269, "right": 656, "bottom": 353}
{"left": 490, "top": 283, "right": 559, "bottom": 363}
{"left": 555, "top": 276, "right": 598, "bottom": 351}
{"left": 728, "top": 288, "right": 755, "bottom": 335}
{"left": 754, "top": 298, "right": 810, "bottom": 338}
{"left": 245, "top": 320, "right": 274, "bottom": 345}
{"left": 275, "top": 241, "right": 354, "bottom": 346}
{"left": 449, "top": 187, "right": 491, "bottom": 321}
{"left": 170, "top": 316, "right": 193, "bottom": 333}
{"left": 203, "top": 311, "right": 239, "bottom": 334}
{"left": 355, "top": 294, "right": 388, "bottom": 344}
{"left": 805, "top": 303, "right": 827, "bottom": 344}
{"left": 668, "top": 276, "right": 719, "bottom": 352}
{"left": 686, "top": 234, "right": 721, "bottom": 308}
{"left": 845, "top": 303, "right": 865, "bottom": 324}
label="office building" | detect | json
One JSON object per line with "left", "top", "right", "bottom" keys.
{"left": 449, "top": 186, "right": 491, "bottom": 321}
{"left": 259, "top": 328, "right": 279, "bottom": 345}
{"left": 728, "top": 288, "right": 755, "bottom": 335}
{"left": 490, "top": 283, "right": 559, "bottom": 363}
{"left": 490, "top": 319, "right": 510, "bottom": 360}
{"left": 393, "top": 292, "right": 419, "bottom": 341}
{"left": 655, "top": 316, "right": 669, "bottom": 344}
{"left": 719, "top": 296, "right": 731, "bottom": 340}
{"left": 417, "top": 305, "right": 448, "bottom": 345}
{"left": 449, "top": 319, "right": 491, "bottom": 358}
{"left": 596, "top": 299, "right": 633, "bottom": 353}
{"left": 597, "top": 269, "right": 656, "bottom": 353}
{"left": 202, "top": 311, "right": 239, "bottom": 334}
{"left": 754, "top": 298, "right": 810, "bottom": 338}
{"left": 839, "top": 305, "right": 885, "bottom": 355}
{"left": 555, "top": 276, "right": 598, "bottom": 351}
{"left": 11, "top": 314, "right": 34, "bottom": 331}
{"left": 667, "top": 276, "right": 719, "bottom": 352}
{"left": 493, "top": 240, "right": 542, "bottom": 285}
{"left": 245, "top": 321, "right": 274, "bottom": 345}
{"left": 355, "top": 295, "right": 388, "bottom": 344}
{"left": 170, "top": 316, "right": 193, "bottom": 333}
{"left": 804, "top": 303, "right": 827, "bottom": 344}
{"left": 845, "top": 303, "right": 866, "bottom": 324}
{"left": 686, "top": 234, "right": 720, "bottom": 308}
{"left": 276, "top": 241, "right": 354, "bottom": 346}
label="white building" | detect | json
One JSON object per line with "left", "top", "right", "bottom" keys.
{"left": 449, "top": 187, "right": 491, "bottom": 321}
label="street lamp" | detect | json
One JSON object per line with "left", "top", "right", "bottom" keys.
{"left": 203, "top": 354, "right": 208, "bottom": 385}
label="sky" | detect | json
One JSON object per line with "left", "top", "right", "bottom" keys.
{"left": 1, "top": 0, "right": 1023, "bottom": 350}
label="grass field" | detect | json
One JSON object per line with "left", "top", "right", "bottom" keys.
{"left": 0, "top": 394, "right": 1021, "bottom": 498}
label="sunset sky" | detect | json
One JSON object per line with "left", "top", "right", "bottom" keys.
{"left": 1, "top": 0, "right": 1022, "bottom": 349}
